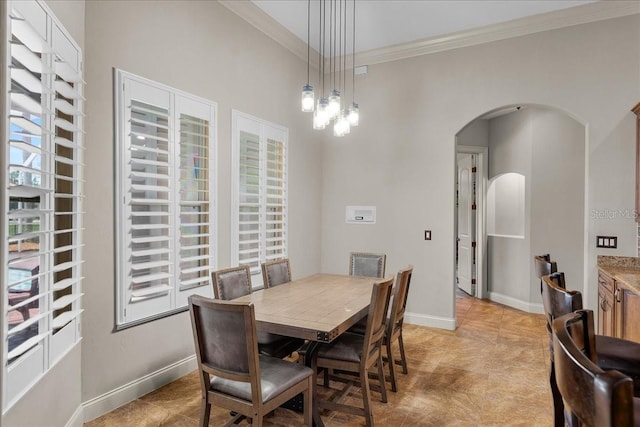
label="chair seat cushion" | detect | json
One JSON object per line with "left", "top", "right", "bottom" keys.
{"left": 596, "top": 335, "right": 640, "bottom": 394}
{"left": 317, "top": 332, "right": 364, "bottom": 363}
{"left": 210, "top": 355, "right": 312, "bottom": 403}
{"left": 634, "top": 397, "right": 640, "bottom": 427}
{"left": 348, "top": 317, "right": 368, "bottom": 335}
{"left": 257, "top": 333, "right": 304, "bottom": 359}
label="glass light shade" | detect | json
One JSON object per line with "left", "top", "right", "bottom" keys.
{"left": 328, "top": 89, "right": 341, "bottom": 120}
{"left": 314, "top": 98, "right": 329, "bottom": 129}
{"left": 301, "top": 84, "right": 315, "bottom": 112}
{"left": 333, "top": 112, "right": 350, "bottom": 137}
{"left": 347, "top": 103, "right": 359, "bottom": 126}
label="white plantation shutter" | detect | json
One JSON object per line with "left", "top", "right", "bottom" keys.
{"left": 232, "top": 111, "right": 288, "bottom": 287}
{"left": 115, "top": 70, "right": 215, "bottom": 327}
{"left": 3, "top": 0, "right": 83, "bottom": 409}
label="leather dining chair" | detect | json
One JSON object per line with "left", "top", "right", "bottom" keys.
{"left": 349, "top": 252, "right": 386, "bottom": 278}
{"left": 261, "top": 259, "right": 291, "bottom": 288}
{"left": 348, "top": 265, "right": 414, "bottom": 392}
{"left": 542, "top": 273, "right": 640, "bottom": 427}
{"left": 552, "top": 309, "right": 639, "bottom": 427}
{"left": 211, "top": 265, "right": 304, "bottom": 360}
{"left": 311, "top": 277, "right": 393, "bottom": 427}
{"left": 188, "top": 295, "right": 313, "bottom": 427}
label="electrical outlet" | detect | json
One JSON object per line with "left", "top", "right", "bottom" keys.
{"left": 596, "top": 236, "right": 617, "bottom": 249}
{"left": 424, "top": 230, "right": 431, "bottom": 240}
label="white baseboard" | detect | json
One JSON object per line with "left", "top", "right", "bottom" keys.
{"left": 65, "top": 404, "right": 84, "bottom": 427}
{"left": 488, "top": 292, "right": 545, "bottom": 314}
{"left": 82, "top": 355, "right": 197, "bottom": 423}
{"left": 404, "top": 311, "right": 456, "bottom": 331}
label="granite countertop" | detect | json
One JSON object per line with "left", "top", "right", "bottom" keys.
{"left": 598, "top": 256, "right": 640, "bottom": 294}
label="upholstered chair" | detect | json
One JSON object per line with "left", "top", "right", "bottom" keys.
{"left": 261, "top": 259, "right": 291, "bottom": 288}
{"left": 188, "top": 295, "right": 313, "bottom": 426}
{"left": 349, "top": 252, "right": 386, "bottom": 278}
{"left": 311, "top": 278, "right": 393, "bottom": 427}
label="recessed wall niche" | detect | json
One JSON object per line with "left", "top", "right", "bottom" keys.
{"left": 487, "top": 172, "right": 525, "bottom": 238}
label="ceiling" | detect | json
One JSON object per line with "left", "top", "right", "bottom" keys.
{"left": 252, "top": 0, "right": 596, "bottom": 55}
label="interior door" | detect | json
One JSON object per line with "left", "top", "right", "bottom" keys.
{"left": 457, "top": 154, "right": 474, "bottom": 296}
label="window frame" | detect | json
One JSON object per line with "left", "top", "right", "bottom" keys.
{"left": 114, "top": 69, "right": 217, "bottom": 329}
{"left": 231, "top": 110, "right": 288, "bottom": 288}
{"left": 2, "top": 0, "right": 84, "bottom": 410}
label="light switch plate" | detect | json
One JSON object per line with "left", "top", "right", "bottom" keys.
{"left": 596, "top": 236, "right": 617, "bottom": 249}
{"left": 425, "top": 230, "right": 431, "bottom": 240}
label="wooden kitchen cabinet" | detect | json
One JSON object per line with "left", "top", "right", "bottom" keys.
{"left": 598, "top": 270, "right": 616, "bottom": 337}
{"left": 615, "top": 286, "right": 640, "bottom": 342}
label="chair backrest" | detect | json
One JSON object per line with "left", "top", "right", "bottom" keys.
{"left": 534, "top": 253, "right": 558, "bottom": 279}
{"left": 211, "top": 265, "right": 252, "bottom": 300}
{"left": 349, "top": 252, "right": 386, "bottom": 278}
{"left": 362, "top": 278, "right": 394, "bottom": 366}
{"left": 188, "top": 295, "right": 261, "bottom": 404}
{"left": 387, "top": 265, "right": 413, "bottom": 339}
{"left": 553, "top": 310, "right": 635, "bottom": 427}
{"left": 261, "top": 259, "right": 291, "bottom": 288}
{"left": 541, "top": 272, "right": 582, "bottom": 331}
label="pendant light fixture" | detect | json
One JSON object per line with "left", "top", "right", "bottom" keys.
{"left": 302, "top": 0, "right": 359, "bottom": 136}
{"left": 301, "top": 0, "right": 314, "bottom": 112}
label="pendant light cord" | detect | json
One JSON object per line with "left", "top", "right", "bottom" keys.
{"left": 352, "top": 0, "right": 356, "bottom": 103}
{"left": 306, "top": 0, "right": 310, "bottom": 85}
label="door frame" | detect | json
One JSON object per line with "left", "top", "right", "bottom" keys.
{"left": 455, "top": 144, "right": 488, "bottom": 299}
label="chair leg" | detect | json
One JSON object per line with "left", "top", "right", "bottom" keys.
{"left": 550, "top": 361, "right": 565, "bottom": 427}
{"left": 376, "top": 353, "right": 388, "bottom": 403}
{"left": 397, "top": 332, "right": 408, "bottom": 374}
{"left": 303, "top": 376, "right": 313, "bottom": 426}
{"left": 386, "top": 341, "right": 398, "bottom": 392}
{"left": 200, "top": 400, "right": 211, "bottom": 427}
{"left": 360, "top": 365, "right": 374, "bottom": 427}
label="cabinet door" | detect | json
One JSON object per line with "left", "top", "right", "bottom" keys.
{"left": 598, "top": 271, "right": 616, "bottom": 337}
{"left": 617, "top": 288, "right": 640, "bottom": 343}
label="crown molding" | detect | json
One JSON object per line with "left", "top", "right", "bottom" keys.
{"left": 219, "top": 0, "right": 319, "bottom": 69}
{"left": 222, "top": 0, "right": 640, "bottom": 68}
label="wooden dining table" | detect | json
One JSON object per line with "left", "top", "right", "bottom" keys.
{"left": 232, "top": 273, "right": 380, "bottom": 426}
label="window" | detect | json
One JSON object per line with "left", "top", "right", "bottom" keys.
{"left": 3, "top": 0, "right": 83, "bottom": 409}
{"left": 115, "top": 70, "right": 216, "bottom": 328}
{"left": 231, "top": 111, "right": 288, "bottom": 287}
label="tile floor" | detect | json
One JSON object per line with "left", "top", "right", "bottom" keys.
{"left": 84, "top": 292, "right": 552, "bottom": 426}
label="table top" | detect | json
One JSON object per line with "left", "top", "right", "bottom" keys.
{"left": 232, "top": 273, "right": 380, "bottom": 342}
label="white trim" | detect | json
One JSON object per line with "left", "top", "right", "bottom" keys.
{"left": 404, "top": 311, "right": 456, "bottom": 331}
{"left": 64, "top": 404, "right": 84, "bottom": 427}
{"left": 223, "top": 1, "right": 640, "bottom": 67}
{"left": 487, "top": 291, "right": 545, "bottom": 315}
{"left": 82, "top": 355, "right": 197, "bottom": 423}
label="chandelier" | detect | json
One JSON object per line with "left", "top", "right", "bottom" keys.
{"left": 301, "top": 0, "right": 359, "bottom": 137}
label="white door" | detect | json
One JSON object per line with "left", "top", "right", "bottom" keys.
{"left": 457, "top": 154, "right": 474, "bottom": 296}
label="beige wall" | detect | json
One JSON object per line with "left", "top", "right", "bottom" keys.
{"left": 320, "top": 15, "right": 640, "bottom": 327}
{"left": 82, "top": 0, "right": 322, "bottom": 414}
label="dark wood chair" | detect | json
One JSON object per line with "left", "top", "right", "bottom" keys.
{"left": 211, "top": 265, "right": 304, "bottom": 359}
{"left": 552, "top": 309, "right": 640, "bottom": 427}
{"left": 311, "top": 278, "right": 393, "bottom": 427}
{"left": 261, "top": 259, "right": 291, "bottom": 288}
{"left": 349, "top": 252, "right": 386, "bottom": 278}
{"left": 383, "top": 265, "right": 413, "bottom": 392}
{"left": 533, "top": 253, "right": 557, "bottom": 293}
{"left": 188, "top": 295, "right": 313, "bottom": 426}
{"left": 542, "top": 273, "right": 640, "bottom": 427}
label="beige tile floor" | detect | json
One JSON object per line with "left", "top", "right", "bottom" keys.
{"left": 85, "top": 291, "right": 552, "bottom": 426}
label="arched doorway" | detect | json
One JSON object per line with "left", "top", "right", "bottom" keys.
{"left": 454, "top": 104, "right": 587, "bottom": 315}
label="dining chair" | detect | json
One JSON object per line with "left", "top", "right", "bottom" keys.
{"left": 8, "top": 265, "right": 39, "bottom": 321}
{"left": 188, "top": 295, "right": 313, "bottom": 427}
{"left": 211, "top": 265, "right": 304, "bottom": 359}
{"left": 261, "top": 259, "right": 291, "bottom": 288}
{"left": 542, "top": 273, "right": 640, "bottom": 427}
{"left": 348, "top": 265, "right": 413, "bottom": 392}
{"left": 552, "top": 309, "right": 639, "bottom": 427}
{"left": 349, "top": 252, "right": 386, "bottom": 278}
{"left": 311, "top": 277, "right": 394, "bottom": 427}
